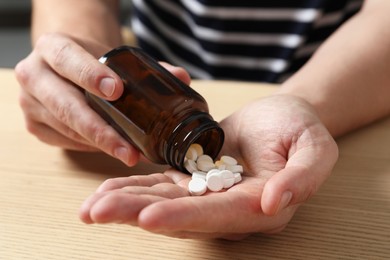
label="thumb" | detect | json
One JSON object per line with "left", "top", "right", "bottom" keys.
{"left": 261, "top": 144, "right": 338, "bottom": 216}
{"left": 261, "top": 166, "right": 320, "bottom": 216}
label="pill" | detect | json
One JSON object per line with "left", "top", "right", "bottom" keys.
{"left": 184, "top": 143, "right": 244, "bottom": 195}
{"left": 197, "top": 154, "right": 214, "bottom": 163}
{"left": 192, "top": 170, "right": 207, "bottom": 180}
{"left": 197, "top": 160, "right": 216, "bottom": 172}
{"left": 206, "top": 168, "right": 220, "bottom": 178}
{"left": 219, "top": 169, "right": 234, "bottom": 178}
{"left": 226, "top": 164, "right": 243, "bottom": 173}
{"left": 234, "top": 172, "right": 242, "bottom": 184}
{"left": 206, "top": 172, "right": 224, "bottom": 192}
{"left": 190, "top": 143, "right": 204, "bottom": 157}
{"left": 223, "top": 177, "right": 235, "bottom": 189}
{"left": 220, "top": 155, "right": 238, "bottom": 166}
{"left": 185, "top": 146, "right": 198, "bottom": 161}
{"left": 188, "top": 178, "right": 207, "bottom": 196}
{"left": 184, "top": 159, "right": 198, "bottom": 173}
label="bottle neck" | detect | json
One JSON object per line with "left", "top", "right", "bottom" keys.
{"left": 164, "top": 112, "right": 224, "bottom": 172}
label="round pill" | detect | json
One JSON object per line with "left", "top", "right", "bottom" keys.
{"left": 206, "top": 173, "right": 224, "bottom": 192}
{"left": 197, "top": 160, "right": 216, "bottom": 172}
{"left": 185, "top": 147, "right": 198, "bottom": 161}
{"left": 234, "top": 173, "right": 242, "bottom": 184}
{"left": 197, "top": 154, "right": 214, "bottom": 163}
{"left": 190, "top": 143, "right": 204, "bottom": 157}
{"left": 184, "top": 159, "right": 198, "bottom": 173}
{"left": 226, "top": 164, "right": 243, "bottom": 173}
{"left": 206, "top": 169, "right": 220, "bottom": 178}
{"left": 188, "top": 178, "right": 207, "bottom": 196}
{"left": 192, "top": 170, "right": 207, "bottom": 180}
{"left": 220, "top": 155, "right": 238, "bottom": 166}
{"left": 223, "top": 177, "right": 235, "bottom": 189}
{"left": 219, "top": 169, "right": 234, "bottom": 179}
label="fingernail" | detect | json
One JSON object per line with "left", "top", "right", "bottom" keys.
{"left": 278, "top": 191, "right": 293, "bottom": 213}
{"left": 99, "top": 77, "right": 115, "bottom": 97}
{"left": 114, "top": 146, "right": 129, "bottom": 164}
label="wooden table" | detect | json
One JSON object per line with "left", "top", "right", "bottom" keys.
{"left": 1, "top": 68, "right": 389, "bottom": 259}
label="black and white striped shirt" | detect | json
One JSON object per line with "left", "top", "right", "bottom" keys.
{"left": 131, "top": 0, "right": 363, "bottom": 83}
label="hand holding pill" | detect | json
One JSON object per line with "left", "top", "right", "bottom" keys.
{"left": 79, "top": 94, "right": 338, "bottom": 240}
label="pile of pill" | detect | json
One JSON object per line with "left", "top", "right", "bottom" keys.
{"left": 184, "top": 143, "right": 243, "bottom": 196}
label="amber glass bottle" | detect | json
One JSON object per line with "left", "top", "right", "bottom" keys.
{"left": 85, "top": 46, "right": 224, "bottom": 172}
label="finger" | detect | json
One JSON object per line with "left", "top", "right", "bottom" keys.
{"left": 35, "top": 33, "right": 123, "bottom": 100}
{"left": 26, "top": 121, "right": 98, "bottom": 151}
{"left": 96, "top": 173, "right": 175, "bottom": 192}
{"left": 79, "top": 192, "right": 108, "bottom": 224}
{"left": 20, "top": 62, "right": 139, "bottom": 166}
{"left": 120, "top": 183, "right": 189, "bottom": 199}
{"left": 137, "top": 189, "right": 293, "bottom": 234}
{"left": 261, "top": 137, "right": 339, "bottom": 216}
{"left": 159, "top": 62, "right": 191, "bottom": 85}
{"left": 80, "top": 182, "right": 188, "bottom": 224}
{"left": 89, "top": 193, "right": 168, "bottom": 225}
{"left": 19, "top": 91, "right": 94, "bottom": 149}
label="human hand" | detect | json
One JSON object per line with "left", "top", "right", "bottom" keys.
{"left": 79, "top": 94, "right": 338, "bottom": 239}
{"left": 15, "top": 33, "right": 190, "bottom": 166}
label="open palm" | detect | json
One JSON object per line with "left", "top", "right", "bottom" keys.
{"left": 79, "top": 94, "right": 338, "bottom": 240}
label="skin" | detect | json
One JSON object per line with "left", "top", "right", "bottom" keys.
{"left": 15, "top": 0, "right": 390, "bottom": 239}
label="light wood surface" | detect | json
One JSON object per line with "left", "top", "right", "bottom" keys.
{"left": 1, "top": 68, "right": 389, "bottom": 259}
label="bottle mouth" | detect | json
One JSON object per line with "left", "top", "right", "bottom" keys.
{"left": 165, "top": 112, "right": 225, "bottom": 173}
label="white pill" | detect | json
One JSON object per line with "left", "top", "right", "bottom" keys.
{"left": 185, "top": 146, "right": 198, "bottom": 161}
{"left": 197, "top": 160, "right": 216, "bottom": 172}
{"left": 190, "top": 143, "right": 204, "bottom": 157}
{"left": 206, "top": 168, "right": 220, "bottom": 178}
{"left": 219, "top": 169, "right": 234, "bottom": 179}
{"left": 223, "top": 177, "right": 235, "bottom": 189}
{"left": 197, "top": 154, "right": 214, "bottom": 163}
{"left": 206, "top": 173, "right": 224, "bottom": 192}
{"left": 234, "top": 172, "right": 242, "bottom": 184}
{"left": 188, "top": 178, "right": 207, "bottom": 196}
{"left": 192, "top": 170, "right": 207, "bottom": 180}
{"left": 218, "top": 170, "right": 234, "bottom": 189}
{"left": 184, "top": 159, "right": 198, "bottom": 173}
{"left": 226, "top": 164, "right": 243, "bottom": 173}
{"left": 220, "top": 155, "right": 238, "bottom": 165}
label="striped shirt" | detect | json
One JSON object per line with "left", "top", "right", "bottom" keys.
{"left": 131, "top": 0, "right": 363, "bottom": 83}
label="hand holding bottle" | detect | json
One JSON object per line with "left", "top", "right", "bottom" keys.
{"left": 14, "top": 34, "right": 190, "bottom": 166}
{"left": 79, "top": 94, "right": 338, "bottom": 239}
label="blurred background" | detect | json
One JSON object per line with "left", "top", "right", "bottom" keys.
{"left": 0, "top": 0, "right": 132, "bottom": 68}
{"left": 0, "top": 0, "right": 31, "bottom": 68}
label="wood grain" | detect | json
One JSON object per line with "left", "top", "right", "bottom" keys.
{"left": 1, "top": 69, "right": 389, "bottom": 259}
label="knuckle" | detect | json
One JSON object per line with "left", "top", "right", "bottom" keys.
{"left": 78, "top": 60, "right": 99, "bottom": 88}
{"left": 35, "top": 33, "right": 55, "bottom": 49}
{"left": 18, "top": 92, "right": 30, "bottom": 112}
{"left": 54, "top": 99, "right": 74, "bottom": 126}
{"left": 52, "top": 40, "right": 72, "bottom": 71}
{"left": 15, "top": 59, "right": 32, "bottom": 87}
{"left": 89, "top": 123, "right": 111, "bottom": 150}
{"left": 24, "top": 118, "right": 37, "bottom": 135}
{"left": 99, "top": 178, "right": 118, "bottom": 191}
{"left": 24, "top": 118, "right": 42, "bottom": 139}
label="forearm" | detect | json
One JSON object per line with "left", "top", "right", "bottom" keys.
{"left": 31, "top": 0, "right": 122, "bottom": 47}
{"left": 278, "top": 0, "right": 390, "bottom": 137}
